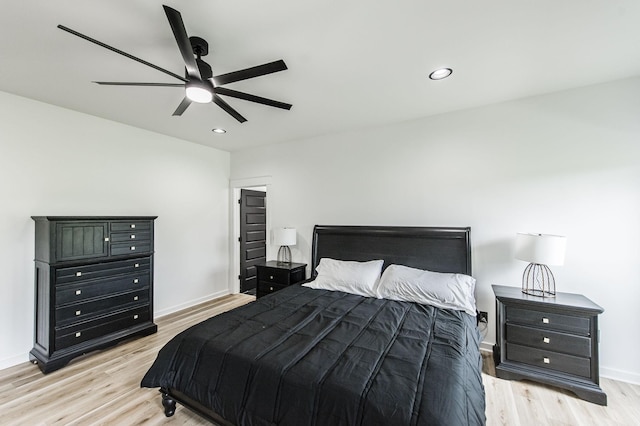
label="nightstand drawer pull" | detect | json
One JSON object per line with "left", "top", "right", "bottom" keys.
{"left": 543, "top": 337, "right": 550, "bottom": 344}
{"left": 134, "top": 263, "right": 139, "bottom": 268}
{"left": 130, "top": 234, "right": 136, "bottom": 239}
{"left": 270, "top": 276, "right": 274, "bottom": 280}
{"left": 130, "top": 246, "right": 136, "bottom": 251}
{"left": 133, "top": 314, "right": 139, "bottom": 320}
{"left": 542, "top": 317, "right": 550, "bottom": 324}
{"left": 270, "top": 286, "right": 274, "bottom": 291}
{"left": 75, "top": 290, "right": 82, "bottom": 295}
{"left": 76, "top": 272, "right": 82, "bottom": 277}
{"left": 134, "top": 296, "right": 139, "bottom": 301}
{"left": 131, "top": 224, "right": 136, "bottom": 229}
{"left": 104, "top": 237, "right": 110, "bottom": 242}
{"left": 133, "top": 278, "right": 139, "bottom": 284}
{"left": 543, "top": 357, "right": 550, "bottom": 364}
{"left": 75, "top": 310, "right": 81, "bottom": 316}
{"left": 75, "top": 332, "right": 82, "bottom": 338}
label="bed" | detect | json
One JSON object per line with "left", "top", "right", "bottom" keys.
{"left": 141, "top": 225, "right": 486, "bottom": 425}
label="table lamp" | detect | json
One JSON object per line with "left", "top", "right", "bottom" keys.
{"left": 274, "top": 227, "right": 296, "bottom": 264}
{"left": 515, "top": 233, "right": 567, "bottom": 297}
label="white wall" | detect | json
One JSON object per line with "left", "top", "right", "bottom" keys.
{"left": 0, "top": 91, "right": 230, "bottom": 369}
{"left": 231, "top": 76, "right": 640, "bottom": 384}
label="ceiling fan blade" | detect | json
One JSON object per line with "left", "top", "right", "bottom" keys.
{"left": 57, "top": 25, "right": 187, "bottom": 83}
{"left": 215, "top": 87, "right": 292, "bottom": 110}
{"left": 172, "top": 97, "right": 192, "bottom": 116}
{"left": 213, "top": 60, "right": 288, "bottom": 86}
{"left": 163, "top": 5, "right": 201, "bottom": 80}
{"left": 213, "top": 94, "right": 247, "bottom": 123}
{"left": 94, "top": 82, "right": 185, "bottom": 87}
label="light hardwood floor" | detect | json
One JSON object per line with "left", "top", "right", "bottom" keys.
{"left": 1, "top": 294, "right": 638, "bottom": 425}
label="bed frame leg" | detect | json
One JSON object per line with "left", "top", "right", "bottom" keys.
{"left": 161, "top": 390, "right": 176, "bottom": 417}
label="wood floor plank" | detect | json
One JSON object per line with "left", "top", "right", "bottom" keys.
{"left": 1, "top": 293, "right": 638, "bottom": 425}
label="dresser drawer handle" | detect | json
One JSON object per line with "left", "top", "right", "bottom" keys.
{"left": 130, "top": 234, "right": 136, "bottom": 239}
{"left": 76, "top": 272, "right": 82, "bottom": 277}
{"left": 270, "top": 286, "right": 274, "bottom": 291}
{"left": 134, "top": 263, "right": 139, "bottom": 268}
{"left": 131, "top": 224, "right": 136, "bottom": 229}
{"left": 75, "top": 310, "right": 81, "bottom": 316}
{"left": 133, "top": 314, "right": 139, "bottom": 320}
{"left": 75, "top": 290, "right": 82, "bottom": 295}
{"left": 104, "top": 237, "right": 110, "bottom": 242}
{"left": 543, "top": 357, "right": 550, "bottom": 364}
{"left": 130, "top": 246, "right": 136, "bottom": 251}
{"left": 75, "top": 332, "right": 82, "bottom": 338}
{"left": 542, "top": 317, "right": 550, "bottom": 324}
{"left": 133, "top": 278, "right": 139, "bottom": 284}
{"left": 270, "top": 276, "right": 274, "bottom": 280}
{"left": 134, "top": 296, "right": 139, "bottom": 301}
{"left": 543, "top": 337, "right": 550, "bottom": 344}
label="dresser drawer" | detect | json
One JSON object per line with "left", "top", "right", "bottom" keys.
{"left": 257, "top": 281, "right": 287, "bottom": 297}
{"left": 55, "top": 305, "right": 151, "bottom": 350}
{"left": 110, "top": 221, "right": 152, "bottom": 232}
{"left": 506, "top": 342, "right": 591, "bottom": 378}
{"left": 56, "top": 289, "right": 149, "bottom": 325}
{"left": 506, "top": 323, "right": 591, "bottom": 357}
{"left": 56, "top": 273, "right": 150, "bottom": 305}
{"left": 259, "top": 268, "right": 290, "bottom": 284}
{"left": 506, "top": 306, "right": 590, "bottom": 335}
{"left": 110, "top": 241, "right": 152, "bottom": 256}
{"left": 56, "top": 258, "right": 151, "bottom": 284}
{"left": 110, "top": 231, "right": 151, "bottom": 243}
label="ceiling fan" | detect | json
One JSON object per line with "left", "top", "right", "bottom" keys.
{"left": 57, "top": 5, "right": 291, "bottom": 123}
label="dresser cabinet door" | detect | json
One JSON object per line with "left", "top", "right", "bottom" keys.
{"left": 56, "top": 222, "right": 108, "bottom": 262}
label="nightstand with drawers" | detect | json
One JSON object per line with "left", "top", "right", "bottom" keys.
{"left": 492, "top": 285, "right": 606, "bottom": 405}
{"left": 256, "top": 261, "right": 307, "bottom": 298}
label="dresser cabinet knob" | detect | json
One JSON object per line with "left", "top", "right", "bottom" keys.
{"left": 75, "top": 332, "right": 82, "bottom": 338}
{"left": 130, "top": 246, "right": 136, "bottom": 251}
{"left": 130, "top": 234, "right": 136, "bottom": 239}
{"left": 76, "top": 272, "right": 82, "bottom": 277}
{"left": 543, "top": 357, "right": 550, "bottom": 364}
{"left": 543, "top": 337, "right": 550, "bottom": 344}
{"left": 270, "top": 276, "right": 274, "bottom": 280}
{"left": 75, "top": 310, "right": 81, "bottom": 316}
{"left": 134, "top": 296, "right": 139, "bottom": 301}
{"left": 104, "top": 237, "right": 110, "bottom": 242}
{"left": 131, "top": 224, "right": 136, "bottom": 229}
{"left": 133, "top": 278, "right": 139, "bottom": 284}
{"left": 75, "top": 290, "right": 82, "bottom": 295}
{"left": 270, "top": 286, "right": 274, "bottom": 291}
{"left": 542, "top": 317, "right": 550, "bottom": 324}
{"left": 134, "top": 263, "right": 139, "bottom": 268}
{"left": 133, "top": 314, "right": 139, "bottom": 320}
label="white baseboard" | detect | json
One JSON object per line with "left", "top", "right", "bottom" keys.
{"left": 0, "top": 353, "right": 30, "bottom": 371}
{"left": 154, "top": 289, "right": 230, "bottom": 318}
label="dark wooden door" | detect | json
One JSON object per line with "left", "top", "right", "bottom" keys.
{"left": 239, "top": 189, "right": 267, "bottom": 293}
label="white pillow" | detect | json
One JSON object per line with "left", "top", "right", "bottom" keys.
{"left": 376, "top": 264, "right": 477, "bottom": 316}
{"left": 302, "top": 258, "right": 384, "bottom": 298}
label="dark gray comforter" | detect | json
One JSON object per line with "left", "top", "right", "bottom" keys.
{"left": 141, "top": 285, "right": 486, "bottom": 425}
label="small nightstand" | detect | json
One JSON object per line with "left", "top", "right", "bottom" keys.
{"left": 492, "top": 285, "right": 606, "bottom": 405}
{"left": 256, "top": 261, "right": 307, "bottom": 298}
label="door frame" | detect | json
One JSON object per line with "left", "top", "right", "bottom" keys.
{"left": 229, "top": 176, "right": 272, "bottom": 294}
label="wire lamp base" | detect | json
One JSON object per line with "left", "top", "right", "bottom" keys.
{"left": 522, "top": 263, "right": 556, "bottom": 297}
{"left": 277, "top": 245, "right": 292, "bottom": 265}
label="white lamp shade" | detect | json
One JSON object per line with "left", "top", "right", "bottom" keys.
{"left": 274, "top": 228, "right": 296, "bottom": 246}
{"left": 515, "top": 233, "right": 566, "bottom": 266}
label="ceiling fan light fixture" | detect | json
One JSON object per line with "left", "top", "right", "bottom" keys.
{"left": 429, "top": 67, "right": 453, "bottom": 80}
{"left": 212, "top": 128, "right": 226, "bottom": 134}
{"left": 185, "top": 82, "right": 213, "bottom": 103}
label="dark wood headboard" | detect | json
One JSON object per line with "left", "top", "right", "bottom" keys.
{"left": 311, "top": 225, "right": 471, "bottom": 278}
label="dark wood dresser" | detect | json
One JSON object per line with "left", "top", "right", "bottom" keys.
{"left": 30, "top": 216, "right": 158, "bottom": 373}
{"left": 492, "top": 285, "right": 606, "bottom": 405}
{"left": 256, "top": 261, "right": 307, "bottom": 298}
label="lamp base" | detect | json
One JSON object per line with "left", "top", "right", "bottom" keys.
{"left": 277, "top": 245, "right": 292, "bottom": 265}
{"left": 521, "top": 263, "right": 556, "bottom": 297}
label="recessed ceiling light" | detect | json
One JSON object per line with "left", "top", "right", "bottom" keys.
{"left": 212, "top": 128, "right": 226, "bottom": 134}
{"left": 429, "top": 68, "right": 453, "bottom": 80}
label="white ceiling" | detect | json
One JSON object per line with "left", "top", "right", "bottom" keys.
{"left": 1, "top": 1, "right": 639, "bottom": 152}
